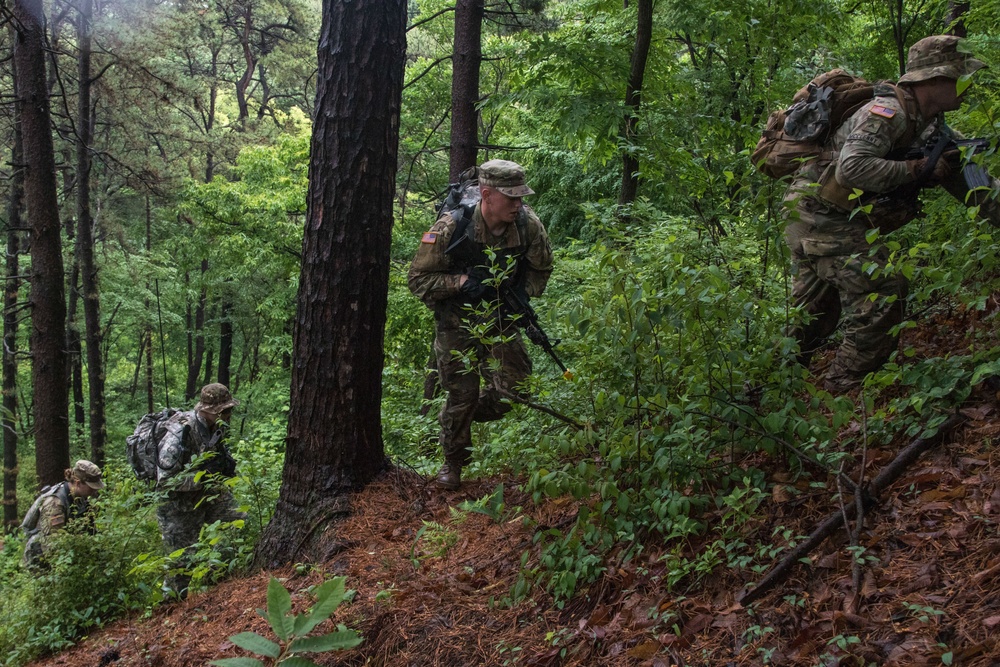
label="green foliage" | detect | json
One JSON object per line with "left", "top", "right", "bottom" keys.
{"left": 209, "top": 576, "right": 361, "bottom": 667}
{"left": 0, "top": 475, "right": 163, "bottom": 667}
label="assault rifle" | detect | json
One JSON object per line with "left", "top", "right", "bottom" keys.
{"left": 910, "top": 135, "right": 992, "bottom": 191}
{"left": 864, "top": 134, "right": 994, "bottom": 231}
{"left": 498, "top": 284, "right": 574, "bottom": 380}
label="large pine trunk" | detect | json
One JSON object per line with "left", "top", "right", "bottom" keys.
{"left": 14, "top": 0, "right": 71, "bottom": 488}
{"left": 449, "top": 0, "right": 483, "bottom": 181}
{"left": 254, "top": 0, "right": 406, "bottom": 569}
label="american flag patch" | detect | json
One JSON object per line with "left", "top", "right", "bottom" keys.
{"left": 870, "top": 105, "right": 895, "bottom": 118}
{"left": 421, "top": 231, "right": 438, "bottom": 244}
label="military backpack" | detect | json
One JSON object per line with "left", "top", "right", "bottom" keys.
{"left": 752, "top": 69, "right": 898, "bottom": 179}
{"left": 20, "top": 482, "right": 71, "bottom": 537}
{"left": 126, "top": 407, "right": 178, "bottom": 481}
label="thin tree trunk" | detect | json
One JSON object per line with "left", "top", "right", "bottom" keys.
{"left": 14, "top": 0, "right": 71, "bottom": 487}
{"left": 449, "top": 0, "right": 483, "bottom": 181}
{"left": 76, "top": 0, "right": 106, "bottom": 465}
{"left": 618, "top": 0, "right": 653, "bottom": 210}
{"left": 218, "top": 299, "right": 232, "bottom": 387}
{"left": 3, "top": 55, "right": 24, "bottom": 530}
{"left": 255, "top": 0, "right": 405, "bottom": 568}
{"left": 185, "top": 260, "right": 208, "bottom": 400}
{"left": 67, "top": 256, "right": 85, "bottom": 432}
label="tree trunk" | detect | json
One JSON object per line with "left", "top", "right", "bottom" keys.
{"left": 947, "top": 1, "right": 969, "bottom": 37}
{"left": 14, "top": 0, "right": 69, "bottom": 485}
{"left": 3, "top": 57, "right": 24, "bottom": 530}
{"left": 218, "top": 299, "right": 233, "bottom": 387}
{"left": 77, "top": 0, "right": 106, "bottom": 465}
{"left": 67, "top": 259, "right": 85, "bottom": 432}
{"left": 618, "top": 0, "right": 652, "bottom": 210}
{"left": 185, "top": 260, "right": 208, "bottom": 400}
{"left": 14, "top": 0, "right": 71, "bottom": 487}
{"left": 449, "top": 0, "right": 484, "bottom": 181}
{"left": 254, "top": 0, "right": 406, "bottom": 568}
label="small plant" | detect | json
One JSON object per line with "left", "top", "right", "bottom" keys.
{"left": 458, "top": 483, "right": 507, "bottom": 522}
{"left": 210, "top": 576, "right": 361, "bottom": 667}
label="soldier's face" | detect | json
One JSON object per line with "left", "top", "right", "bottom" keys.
{"left": 482, "top": 187, "right": 523, "bottom": 225}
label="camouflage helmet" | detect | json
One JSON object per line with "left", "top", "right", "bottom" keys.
{"left": 71, "top": 460, "right": 105, "bottom": 490}
{"left": 195, "top": 383, "right": 239, "bottom": 415}
{"left": 899, "top": 35, "right": 986, "bottom": 84}
{"left": 479, "top": 159, "right": 535, "bottom": 197}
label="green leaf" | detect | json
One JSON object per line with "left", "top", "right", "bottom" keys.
{"left": 208, "top": 659, "right": 266, "bottom": 667}
{"left": 294, "top": 578, "right": 348, "bottom": 636}
{"left": 229, "top": 632, "right": 281, "bottom": 659}
{"left": 287, "top": 630, "right": 363, "bottom": 653}
{"left": 276, "top": 657, "right": 322, "bottom": 667}
{"left": 267, "top": 577, "right": 294, "bottom": 641}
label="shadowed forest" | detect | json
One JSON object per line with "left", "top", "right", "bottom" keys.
{"left": 2, "top": 0, "right": 1000, "bottom": 665}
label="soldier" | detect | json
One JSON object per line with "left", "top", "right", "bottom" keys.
{"left": 409, "top": 159, "right": 553, "bottom": 490}
{"left": 21, "top": 460, "right": 104, "bottom": 569}
{"left": 156, "top": 382, "right": 245, "bottom": 598}
{"left": 783, "top": 35, "right": 999, "bottom": 393}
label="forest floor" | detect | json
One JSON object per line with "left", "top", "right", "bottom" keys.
{"left": 26, "top": 312, "right": 1000, "bottom": 667}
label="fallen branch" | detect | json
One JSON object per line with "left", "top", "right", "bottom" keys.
{"left": 740, "top": 412, "right": 966, "bottom": 607}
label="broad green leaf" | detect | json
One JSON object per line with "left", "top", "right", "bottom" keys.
{"left": 267, "top": 577, "right": 294, "bottom": 641}
{"left": 293, "top": 578, "right": 347, "bottom": 636}
{"left": 208, "top": 659, "right": 265, "bottom": 667}
{"left": 276, "top": 657, "right": 322, "bottom": 667}
{"left": 287, "top": 630, "right": 363, "bottom": 653}
{"left": 229, "top": 632, "right": 281, "bottom": 659}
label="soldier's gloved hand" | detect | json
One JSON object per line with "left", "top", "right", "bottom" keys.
{"left": 460, "top": 275, "right": 492, "bottom": 302}
{"left": 907, "top": 155, "right": 953, "bottom": 185}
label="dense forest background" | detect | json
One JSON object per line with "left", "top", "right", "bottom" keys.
{"left": 2, "top": 0, "right": 1000, "bottom": 664}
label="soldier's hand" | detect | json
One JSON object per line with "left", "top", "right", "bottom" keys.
{"left": 460, "top": 275, "right": 491, "bottom": 302}
{"left": 907, "top": 155, "right": 952, "bottom": 185}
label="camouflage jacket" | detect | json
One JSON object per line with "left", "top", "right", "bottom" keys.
{"left": 155, "top": 410, "right": 225, "bottom": 493}
{"left": 21, "top": 482, "right": 88, "bottom": 567}
{"left": 785, "top": 83, "right": 1000, "bottom": 224}
{"left": 408, "top": 203, "right": 553, "bottom": 330}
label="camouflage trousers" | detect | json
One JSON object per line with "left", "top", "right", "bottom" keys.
{"left": 785, "top": 203, "right": 907, "bottom": 391}
{"left": 156, "top": 489, "right": 245, "bottom": 598}
{"left": 433, "top": 324, "right": 532, "bottom": 467}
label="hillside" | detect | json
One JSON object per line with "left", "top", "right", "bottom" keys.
{"left": 24, "top": 366, "right": 1000, "bottom": 667}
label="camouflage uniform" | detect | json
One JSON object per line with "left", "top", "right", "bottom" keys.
{"left": 155, "top": 384, "right": 244, "bottom": 597}
{"left": 409, "top": 160, "right": 553, "bottom": 485}
{"left": 21, "top": 460, "right": 104, "bottom": 568}
{"left": 783, "top": 35, "right": 996, "bottom": 392}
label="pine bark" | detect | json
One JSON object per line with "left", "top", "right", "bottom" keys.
{"left": 14, "top": 0, "right": 71, "bottom": 487}
{"left": 77, "top": 0, "right": 107, "bottom": 464}
{"left": 449, "top": 0, "right": 484, "bottom": 181}
{"left": 254, "top": 0, "right": 406, "bottom": 568}
{"left": 3, "top": 56, "right": 24, "bottom": 530}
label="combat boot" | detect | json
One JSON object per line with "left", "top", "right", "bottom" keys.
{"left": 435, "top": 462, "right": 461, "bottom": 490}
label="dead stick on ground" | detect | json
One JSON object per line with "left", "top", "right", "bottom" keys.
{"left": 740, "top": 412, "right": 966, "bottom": 607}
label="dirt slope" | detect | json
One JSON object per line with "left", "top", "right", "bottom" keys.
{"left": 26, "top": 316, "right": 1000, "bottom": 667}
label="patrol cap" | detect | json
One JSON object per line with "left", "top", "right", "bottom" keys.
{"left": 72, "top": 460, "right": 105, "bottom": 490}
{"left": 899, "top": 35, "right": 986, "bottom": 84}
{"left": 195, "top": 382, "right": 239, "bottom": 415}
{"left": 479, "top": 159, "right": 534, "bottom": 197}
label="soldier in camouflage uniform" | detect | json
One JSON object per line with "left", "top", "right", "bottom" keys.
{"left": 784, "top": 35, "right": 1000, "bottom": 392}
{"left": 21, "top": 460, "right": 104, "bottom": 569}
{"left": 156, "top": 383, "right": 245, "bottom": 598}
{"left": 409, "top": 160, "right": 554, "bottom": 490}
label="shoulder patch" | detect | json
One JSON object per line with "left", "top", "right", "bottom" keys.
{"left": 869, "top": 105, "right": 896, "bottom": 119}
{"left": 421, "top": 231, "right": 438, "bottom": 244}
